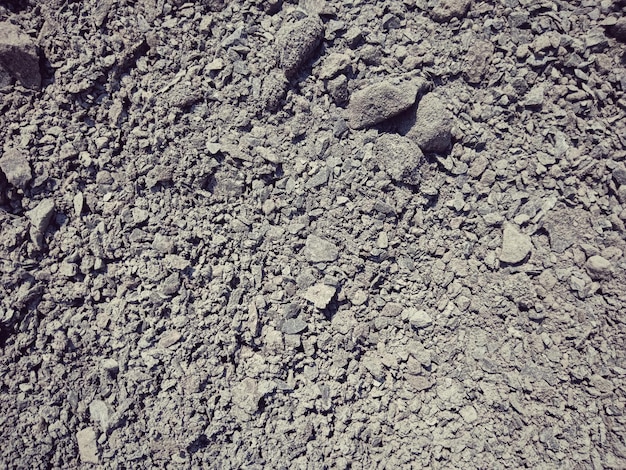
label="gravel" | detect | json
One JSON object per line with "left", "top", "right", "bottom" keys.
{"left": 2, "top": 1, "right": 626, "bottom": 468}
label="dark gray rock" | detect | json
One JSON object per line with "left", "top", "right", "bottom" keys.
{"left": 0, "top": 22, "right": 41, "bottom": 89}
{"left": 372, "top": 133, "right": 424, "bottom": 185}
{"left": 276, "top": 16, "right": 324, "bottom": 78}
{"left": 346, "top": 80, "right": 423, "bottom": 130}
{"left": 407, "top": 93, "right": 452, "bottom": 154}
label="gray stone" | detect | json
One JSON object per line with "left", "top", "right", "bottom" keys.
{"left": 460, "top": 405, "right": 478, "bottom": 423}
{"left": 346, "top": 80, "right": 421, "bottom": 130}
{"left": 89, "top": 400, "right": 110, "bottom": 432}
{"left": 319, "top": 52, "right": 351, "bottom": 80}
{"left": 404, "top": 307, "right": 432, "bottom": 329}
{"left": 609, "top": 18, "right": 626, "bottom": 42}
{"left": 464, "top": 40, "right": 494, "bottom": 84}
{"left": 304, "top": 234, "right": 339, "bottom": 263}
{"left": 500, "top": 223, "right": 531, "bottom": 264}
{"left": 612, "top": 163, "right": 626, "bottom": 186}
{"left": 0, "top": 22, "right": 41, "bottom": 89}
{"left": 26, "top": 199, "right": 55, "bottom": 249}
{"left": 76, "top": 427, "right": 99, "bottom": 464}
{"left": 276, "top": 16, "right": 324, "bottom": 77}
{"left": 524, "top": 86, "right": 545, "bottom": 107}
{"left": 281, "top": 317, "right": 308, "bottom": 334}
{"left": 101, "top": 358, "right": 119, "bottom": 374}
{"left": 304, "top": 283, "right": 336, "bottom": 309}
{"left": 372, "top": 133, "right": 424, "bottom": 185}
{"left": 160, "top": 272, "right": 181, "bottom": 296}
{"left": 407, "top": 93, "right": 452, "bottom": 154}
{"left": 431, "top": 0, "right": 471, "bottom": 22}
{"left": 585, "top": 255, "right": 612, "bottom": 280}
{"left": 158, "top": 330, "right": 182, "bottom": 348}
{"left": 0, "top": 149, "right": 31, "bottom": 189}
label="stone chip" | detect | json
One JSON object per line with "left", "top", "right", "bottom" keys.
{"left": 304, "top": 283, "right": 336, "bottom": 309}
{"left": 304, "top": 234, "right": 339, "bottom": 263}
{"left": 407, "top": 93, "right": 452, "bottom": 154}
{"left": 500, "top": 223, "right": 531, "bottom": 264}
{"left": 346, "top": 80, "right": 422, "bottom": 130}
{"left": 76, "top": 427, "right": 99, "bottom": 464}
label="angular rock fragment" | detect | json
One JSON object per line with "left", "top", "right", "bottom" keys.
{"left": 608, "top": 18, "right": 626, "bottom": 42}
{"left": 276, "top": 16, "right": 324, "bottom": 78}
{"left": 407, "top": 93, "right": 452, "bottom": 154}
{"left": 404, "top": 307, "right": 432, "bottom": 329}
{"left": 431, "top": 0, "right": 472, "bottom": 23}
{"left": 524, "top": 85, "right": 545, "bottom": 107}
{"left": 26, "top": 199, "right": 55, "bottom": 249}
{"left": 304, "top": 283, "right": 336, "bottom": 309}
{"left": 0, "top": 22, "right": 41, "bottom": 89}
{"left": 76, "top": 427, "right": 99, "bottom": 464}
{"left": 0, "top": 148, "right": 31, "bottom": 189}
{"left": 372, "top": 134, "right": 424, "bottom": 185}
{"left": 346, "top": 80, "right": 421, "bottom": 130}
{"left": 281, "top": 317, "right": 308, "bottom": 335}
{"left": 585, "top": 255, "right": 612, "bottom": 281}
{"left": 500, "top": 223, "right": 531, "bottom": 264}
{"left": 89, "top": 400, "right": 110, "bottom": 432}
{"left": 304, "top": 234, "right": 338, "bottom": 263}
{"left": 464, "top": 40, "right": 494, "bottom": 84}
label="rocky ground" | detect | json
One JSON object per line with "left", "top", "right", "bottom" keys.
{"left": 1, "top": 0, "right": 626, "bottom": 468}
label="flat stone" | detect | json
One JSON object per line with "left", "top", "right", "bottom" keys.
{"left": 304, "top": 283, "right": 336, "bottom": 309}
{"left": 585, "top": 255, "right": 612, "bottom": 280}
{"left": 280, "top": 317, "right": 308, "bottom": 335}
{"left": 407, "top": 93, "right": 452, "bottom": 154}
{"left": 89, "top": 400, "right": 109, "bottom": 432}
{"left": 76, "top": 427, "right": 99, "bottom": 464}
{"left": 303, "top": 234, "right": 339, "bottom": 263}
{"left": 101, "top": 358, "right": 119, "bottom": 374}
{"left": 500, "top": 223, "right": 531, "bottom": 264}
{"left": 346, "top": 80, "right": 421, "bottom": 129}
{"left": 431, "top": 0, "right": 471, "bottom": 22}
{"left": 0, "top": 22, "right": 41, "bottom": 89}
{"left": 372, "top": 133, "right": 424, "bottom": 185}
{"left": 158, "top": 330, "right": 182, "bottom": 348}
{"left": 0, "top": 148, "right": 32, "bottom": 189}
{"left": 26, "top": 198, "right": 55, "bottom": 249}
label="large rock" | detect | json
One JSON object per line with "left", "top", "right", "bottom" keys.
{"left": 0, "top": 22, "right": 41, "bottom": 89}
{"left": 347, "top": 80, "right": 421, "bottom": 130}
{"left": 276, "top": 16, "right": 324, "bottom": 78}
{"left": 0, "top": 148, "right": 32, "bottom": 189}
{"left": 303, "top": 234, "right": 339, "bottom": 263}
{"left": 431, "top": 0, "right": 472, "bottom": 22}
{"left": 372, "top": 133, "right": 424, "bottom": 185}
{"left": 407, "top": 93, "right": 452, "bottom": 154}
{"left": 500, "top": 223, "right": 532, "bottom": 264}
